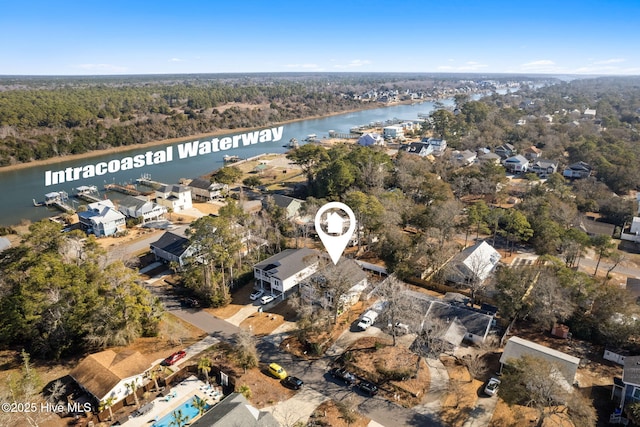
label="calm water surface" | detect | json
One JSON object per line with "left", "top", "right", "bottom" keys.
{"left": 0, "top": 99, "right": 458, "bottom": 226}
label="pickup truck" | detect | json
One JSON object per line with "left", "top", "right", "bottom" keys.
{"left": 357, "top": 310, "right": 379, "bottom": 330}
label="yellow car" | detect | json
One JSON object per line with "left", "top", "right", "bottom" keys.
{"left": 269, "top": 363, "right": 287, "bottom": 379}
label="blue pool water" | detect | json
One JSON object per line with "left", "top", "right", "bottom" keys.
{"left": 153, "top": 395, "right": 208, "bottom": 427}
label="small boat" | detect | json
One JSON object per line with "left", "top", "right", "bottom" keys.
{"left": 304, "top": 134, "right": 317, "bottom": 142}
{"left": 285, "top": 138, "right": 299, "bottom": 149}
{"left": 33, "top": 199, "right": 44, "bottom": 207}
{"left": 223, "top": 155, "right": 240, "bottom": 163}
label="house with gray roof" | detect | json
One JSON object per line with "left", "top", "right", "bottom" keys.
{"left": 424, "top": 300, "right": 494, "bottom": 346}
{"left": 190, "top": 392, "right": 279, "bottom": 427}
{"left": 156, "top": 184, "right": 192, "bottom": 212}
{"left": 116, "top": 195, "right": 167, "bottom": 222}
{"left": 563, "top": 161, "right": 592, "bottom": 179}
{"left": 188, "top": 178, "right": 226, "bottom": 201}
{"left": 268, "top": 194, "right": 304, "bottom": 219}
{"left": 500, "top": 336, "right": 580, "bottom": 386}
{"left": 503, "top": 154, "right": 530, "bottom": 173}
{"left": 253, "top": 248, "right": 322, "bottom": 297}
{"left": 530, "top": 159, "right": 558, "bottom": 177}
{"left": 445, "top": 241, "right": 501, "bottom": 285}
{"left": 400, "top": 142, "right": 433, "bottom": 157}
{"left": 77, "top": 199, "right": 126, "bottom": 237}
{"left": 150, "top": 227, "right": 195, "bottom": 267}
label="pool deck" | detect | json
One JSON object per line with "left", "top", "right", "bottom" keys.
{"left": 120, "top": 376, "right": 222, "bottom": 427}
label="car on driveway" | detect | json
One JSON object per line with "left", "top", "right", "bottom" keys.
{"left": 163, "top": 350, "right": 186, "bottom": 366}
{"left": 260, "top": 294, "right": 275, "bottom": 305}
{"left": 269, "top": 363, "right": 288, "bottom": 379}
{"left": 249, "top": 289, "right": 265, "bottom": 301}
{"left": 329, "top": 367, "right": 356, "bottom": 386}
{"left": 357, "top": 380, "right": 378, "bottom": 396}
{"left": 281, "top": 376, "right": 304, "bottom": 390}
{"left": 484, "top": 377, "right": 501, "bottom": 396}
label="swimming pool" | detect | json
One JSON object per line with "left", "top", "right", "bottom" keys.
{"left": 153, "top": 395, "right": 208, "bottom": 427}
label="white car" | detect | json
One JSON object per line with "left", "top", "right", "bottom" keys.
{"left": 260, "top": 294, "right": 275, "bottom": 305}
{"left": 484, "top": 377, "right": 501, "bottom": 396}
{"left": 249, "top": 289, "right": 265, "bottom": 301}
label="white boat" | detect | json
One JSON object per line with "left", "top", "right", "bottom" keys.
{"left": 223, "top": 155, "right": 240, "bottom": 163}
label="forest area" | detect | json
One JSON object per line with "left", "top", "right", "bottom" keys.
{"left": 0, "top": 72, "right": 513, "bottom": 167}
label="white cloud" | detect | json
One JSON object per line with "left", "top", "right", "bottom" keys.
{"left": 76, "top": 63, "right": 128, "bottom": 73}
{"left": 169, "top": 58, "right": 183, "bottom": 62}
{"left": 593, "top": 58, "right": 625, "bottom": 65}
{"left": 333, "top": 59, "right": 371, "bottom": 69}
{"left": 519, "top": 60, "right": 561, "bottom": 73}
{"left": 522, "top": 59, "right": 555, "bottom": 68}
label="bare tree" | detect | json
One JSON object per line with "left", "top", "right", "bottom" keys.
{"left": 234, "top": 329, "right": 259, "bottom": 373}
{"left": 375, "top": 276, "right": 422, "bottom": 346}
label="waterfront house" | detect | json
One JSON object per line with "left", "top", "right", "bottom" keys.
{"left": 77, "top": 199, "right": 126, "bottom": 237}
{"left": 188, "top": 178, "right": 226, "bottom": 201}
{"left": 116, "top": 195, "right": 167, "bottom": 223}
{"left": 253, "top": 248, "right": 322, "bottom": 297}
{"left": 155, "top": 184, "right": 193, "bottom": 212}
{"left": 70, "top": 350, "right": 152, "bottom": 409}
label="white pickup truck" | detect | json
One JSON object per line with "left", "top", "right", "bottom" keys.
{"left": 357, "top": 310, "right": 379, "bottom": 330}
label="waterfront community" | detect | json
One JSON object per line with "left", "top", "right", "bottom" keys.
{"left": 5, "top": 74, "right": 640, "bottom": 427}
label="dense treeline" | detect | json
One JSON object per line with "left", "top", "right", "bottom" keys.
{"left": 0, "top": 73, "right": 547, "bottom": 167}
{"left": 0, "top": 221, "right": 162, "bottom": 359}
{"left": 283, "top": 76, "right": 640, "bottom": 350}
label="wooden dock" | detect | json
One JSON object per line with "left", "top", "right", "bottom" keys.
{"left": 74, "top": 185, "right": 101, "bottom": 203}
{"left": 104, "top": 183, "right": 145, "bottom": 196}
{"left": 39, "top": 191, "right": 75, "bottom": 214}
{"left": 135, "top": 174, "right": 166, "bottom": 190}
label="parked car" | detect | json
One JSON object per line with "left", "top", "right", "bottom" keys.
{"left": 249, "top": 289, "right": 265, "bottom": 301}
{"left": 163, "top": 350, "right": 187, "bottom": 366}
{"left": 329, "top": 367, "right": 356, "bottom": 386}
{"left": 281, "top": 376, "right": 304, "bottom": 390}
{"left": 484, "top": 377, "right": 501, "bottom": 396}
{"left": 182, "top": 297, "right": 200, "bottom": 308}
{"left": 357, "top": 380, "right": 378, "bottom": 396}
{"left": 260, "top": 294, "right": 275, "bottom": 305}
{"left": 269, "top": 363, "right": 288, "bottom": 379}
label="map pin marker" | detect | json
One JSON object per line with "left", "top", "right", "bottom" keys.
{"left": 315, "top": 202, "right": 356, "bottom": 265}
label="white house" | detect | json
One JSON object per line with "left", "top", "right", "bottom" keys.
{"left": 116, "top": 195, "right": 167, "bottom": 222}
{"left": 400, "top": 142, "right": 433, "bottom": 157}
{"left": 446, "top": 241, "right": 501, "bottom": 285}
{"left": 155, "top": 184, "right": 192, "bottom": 212}
{"left": 503, "top": 155, "right": 530, "bottom": 173}
{"left": 383, "top": 125, "right": 404, "bottom": 139}
{"left": 77, "top": 199, "right": 127, "bottom": 237}
{"left": 188, "top": 178, "right": 226, "bottom": 201}
{"left": 425, "top": 138, "right": 447, "bottom": 156}
{"left": 70, "top": 350, "right": 152, "bottom": 408}
{"left": 357, "top": 133, "right": 384, "bottom": 146}
{"left": 253, "top": 248, "right": 322, "bottom": 297}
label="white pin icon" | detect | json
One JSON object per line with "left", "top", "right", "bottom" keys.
{"left": 315, "top": 202, "right": 356, "bottom": 265}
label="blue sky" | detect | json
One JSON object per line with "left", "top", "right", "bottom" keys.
{"left": 1, "top": 0, "right": 638, "bottom": 76}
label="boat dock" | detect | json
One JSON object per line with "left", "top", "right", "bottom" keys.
{"left": 36, "top": 191, "right": 75, "bottom": 214}
{"left": 135, "top": 173, "right": 166, "bottom": 190}
{"left": 74, "top": 185, "right": 101, "bottom": 203}
{"left": 104, "top": 183, "right": 148, "bottom": 196}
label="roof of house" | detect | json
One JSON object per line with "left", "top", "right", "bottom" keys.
{"left": 565, "top": 161, "right": 592, "bottom": 172}
{"left": 358, "top": 133, "right": 382, "bottom": 146}
{"left": 69, "top": 350, "right": 151, "bottom": 401}
{"left": 447, "top": 241, "right": 501, "bottom": 283}
{"left": 157, "top": 184, "right": 189, "bottom": 194}
{"left": 400, "top": 142, "right": 432, "bottom": 154}
{"left": 150, "top": 231, "right": 191, "bottom": 257}
{"left": 504, "top": 154, "right": 529, "bottom": 165}
{"left": 525, "top": 146, "right": 542, "bottom": 154}
{"left": 531, "top": 159, "right": 558, "bottom": 169}
{"left": 254, "top": 248, "right": 323, "bottom": 281}
{"left": 623, "top": 356, "right": 640, "bottom": 386}
{"left": 271, "top": 194, "right": 304, "bottom": 211}
{"left": 425, "top": 300, "right": 494, "bottom": 338}
{"left": 188, "top": 178, "right": 216, "bottom": 190}
{"left": 117, "top": 195, "right": 150, "bottom": 211}
{"left": 190, "top": 392, "right": 280, "bottom": 427}
{"left": 500, "top": 336, "right": 580, "bottom": 383}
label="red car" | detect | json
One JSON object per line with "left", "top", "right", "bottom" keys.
{"left": 163, "top": 350, "right": 186, "bottom": 366}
